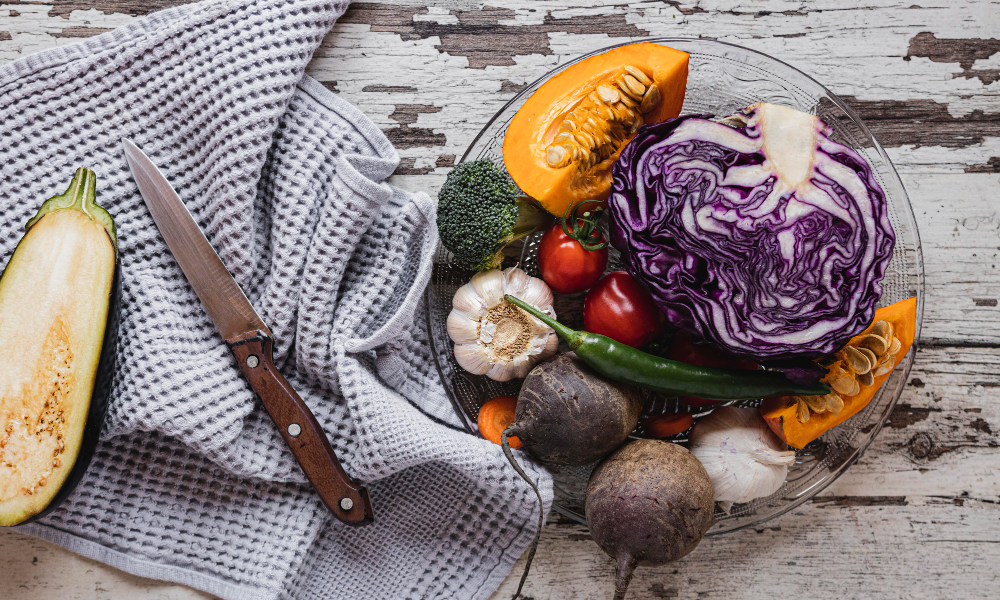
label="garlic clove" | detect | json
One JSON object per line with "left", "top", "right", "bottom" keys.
{"left": 542, "top": 332, "right": 559, "bottom": 358}
{"left": 486, "top": 361, "right": 517, "bottom": 382}
{"left": 517, "top": 276, "right": 555, "bottom": 312}
{"left": 452, "top": 283, "right": 486, "bottom": 316}
{"left": 446, "top": 309, "right": 479, "bottom": 343}
{"left": 501, "top": 266, "right": 532, "bottom": 298}
{"left": 469, "top": 269, "right": 506, "bottom": 307}
{"left": 512, "top": 355, "right": 535, "bottom": 379}
{"left": 689, "top": 406, "right": 795, "bottom": 505}
{"left": 454, "top": 342, "right": 491, "bottom": 375}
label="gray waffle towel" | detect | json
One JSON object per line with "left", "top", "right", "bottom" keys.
{"left": 1, "top": 1, "right": 553, "bottom": 598}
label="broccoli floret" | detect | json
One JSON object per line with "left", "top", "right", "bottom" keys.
{"left": 437, "top": 159, "right": 552, "bottom": 270}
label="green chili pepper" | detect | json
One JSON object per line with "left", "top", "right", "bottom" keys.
{"left": 506, "top": 294, "right": 830, "bottom": 401}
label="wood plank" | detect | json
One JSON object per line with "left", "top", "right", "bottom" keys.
{"left": 493, "top": 501, "right": 1000, "bottom": 600}
{"left": 5, "top": 2, "right": 995, "bottom": 172}
{"left": 0, "top": 528, "right": 214, "bottom": 599}
{"left": 307, "top": 0, "right": 1000, "bottom": 176}
{"left": 0, "top": 2, "right": 997, "bottom": 600}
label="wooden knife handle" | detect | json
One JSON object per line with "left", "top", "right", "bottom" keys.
{"left": 227, "top": 331, "right": 374, "bottom": 526}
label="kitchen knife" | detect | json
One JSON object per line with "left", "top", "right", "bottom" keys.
{"left": 123, "top": 139, "right": 374, "bottom": 526}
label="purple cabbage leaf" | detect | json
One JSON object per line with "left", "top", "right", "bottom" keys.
{"left": 609, "top": 103, "right": 896, "bottom": 360}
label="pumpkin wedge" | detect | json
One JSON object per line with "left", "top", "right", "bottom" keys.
{"left": 761, "top": 297, "right": 917, "bottom": 449}
{"left": 503, "top": 43, "right": 689, "bottom": 216}
{"left": 0, "top": 168, "right": 119, "bottom": 526}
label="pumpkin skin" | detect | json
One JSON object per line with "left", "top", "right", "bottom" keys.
{"left": 760, "top": 296, "right": 918, "bottom": 449}
{"left": 503, "top": 43, "right": 689, "bottom": 217}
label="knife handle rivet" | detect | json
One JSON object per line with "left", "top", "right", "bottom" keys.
{"left": 287, "top": 423, "right": 302, "bottom": 437}
{"left": 246, "top": 355, "right": 260, "bottom": 368}
{"left": 340, "top": 497, "right": 354, "bottom": 511}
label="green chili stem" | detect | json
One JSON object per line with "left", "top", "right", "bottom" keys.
{"left": 506, "top": 294, "right": 582, "bottom": 350}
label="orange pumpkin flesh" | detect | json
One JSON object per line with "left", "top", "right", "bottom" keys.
{"left": 503, "top": 43, "right": 689, "bottom": 217}
{"left": 761, "top": 296, "right": 918, "bottom": 449}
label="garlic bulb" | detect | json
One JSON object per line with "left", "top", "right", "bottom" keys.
{"left": 447, "top": 267, "right": 559, "bottom": 381}
{"left": 688, "top": 406, "right": 795, "bottom": 508}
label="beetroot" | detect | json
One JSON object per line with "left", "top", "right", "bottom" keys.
{"left": 509, "top": 352, "right": 643, "bottom": 466}
{"left": 585, "top": 439, "right": 715, "bottom": 600}
{"left": 500, "top": 353, "right": 643, "bottom": 598}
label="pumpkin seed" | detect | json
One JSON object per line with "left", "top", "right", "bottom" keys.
{"left": 857, "top": 370, "right": 875, "bottom": 387}
{"left": 574, "top": 130, "right": 596, "bottom": 150}
{"left": 872, "top": 320, "right": 892, "bottom": 340}
{"left": 873, "top": 365, "right": 892, "bottom": 377}
{"left": 803, "top": 395, "right": 828, "bottom": 414}
{"left": 796, "top": 398, "right": 812, "bottom": 423}
{"left": 543, "top": 71, "right": 660, "bottom": 173}
{"left": 546, "top": 144, "right": 571, "bottom": 168}
{"left": 597, "top": 84, "right": 620, "bottom": 103}
{"left": 888, "top": 336, "right": 901, "bottom": 355}
{"left": 620, "top": 74, "right": 646, "bottom": 98}
{"left": 821, "top": 392, "right": 845, "bottom": 414}
{"left": 830, "top": 369, "right": 860, "bottom": 396}
{"left": 859, "top": 333, "right": 889, "bottom": 355}
{"left": 640, "top": 84, "right": 661, "bottom": 113}
{"left": 842, "top": 346, "right": 872, "bottom": 374}
{"left": 593, "top": 102, "right": 615, "bottom": 121}
{"left": 856, "top": 347, "right": 878, "bottom": 373}
{"left": 623, "top": 65, "right": 653, "bottom": 86}
{"left": 617, "top": 91, "right": 639, "bottom": 109}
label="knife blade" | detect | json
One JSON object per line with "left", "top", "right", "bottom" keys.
{"left": 123, "top": 139, "right": 374, "bottom": 526}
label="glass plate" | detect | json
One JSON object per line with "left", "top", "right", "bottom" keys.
{"left": 424, "top": 38, "right": 925, "bottom": 535}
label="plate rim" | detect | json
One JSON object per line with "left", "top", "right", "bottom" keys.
{"left": 435, "top": 36, "right": 927, "bottom": 534}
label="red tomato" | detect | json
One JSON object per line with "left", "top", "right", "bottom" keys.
{"left": 583, "top": 271, "right": 665, "bottom": 348}
{"left": 670, "top": 330, "right": 759, "bottom": 407}
{"left": 536, "top": 224, "right": 609, "bottom": 294}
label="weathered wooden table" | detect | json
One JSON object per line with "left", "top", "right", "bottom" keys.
{"left": 1, "top": 1, "right": 998, "bottom": 598}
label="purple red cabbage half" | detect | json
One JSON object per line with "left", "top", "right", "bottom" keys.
{"left": 608, "top": 103, "right": 896, "bottom": 361}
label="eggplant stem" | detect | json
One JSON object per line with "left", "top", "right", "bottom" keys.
{"left": 501, "top": 427, "right": 544, "bottom": 600}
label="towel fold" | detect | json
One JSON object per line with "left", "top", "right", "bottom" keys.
{"left": 1, "top": 1, "right": 552, "bottom": 598}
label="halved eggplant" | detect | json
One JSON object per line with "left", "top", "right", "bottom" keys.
{"left": 0, "top": 168, "right": 120, "bottom": 526}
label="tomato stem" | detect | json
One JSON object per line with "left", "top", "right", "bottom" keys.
{"left": 561, "top": 199, "right": 609, "bottom": 251}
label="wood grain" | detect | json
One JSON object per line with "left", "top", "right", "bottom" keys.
{"left": 0, "top": 1, "right": 998, "bottom": 599}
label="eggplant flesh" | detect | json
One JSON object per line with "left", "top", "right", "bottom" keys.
{"left": 0, "top": 168, "right": 119, "bottom": 526}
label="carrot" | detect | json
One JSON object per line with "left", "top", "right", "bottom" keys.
{"left": 478, "top": 395, "right": 522, "bottom": 449}
{"left": 643, "top": 413, "right": 694, "bottom": 438}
